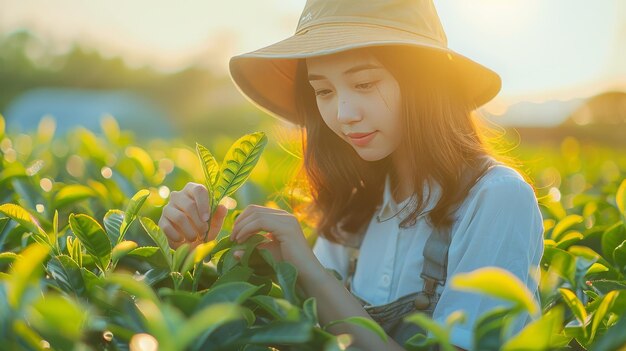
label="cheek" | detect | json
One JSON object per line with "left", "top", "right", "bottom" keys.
{"left": 318, "top": 106, "right": 342, "bottom": 136}
{"left": 384, "top": 84, "right": 402, "bottom": 124}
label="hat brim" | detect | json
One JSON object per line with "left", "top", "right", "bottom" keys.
{"left": 229, "top": 23, "right": 501, "bottom": 126}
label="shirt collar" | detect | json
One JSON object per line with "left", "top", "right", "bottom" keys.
{"left": 377, "top": 173, "right": 441, "bottom": 223}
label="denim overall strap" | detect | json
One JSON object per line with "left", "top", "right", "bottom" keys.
{"left": 346, "top": 226, "right": 447, "bottom": 348}
{"left": 343, "top": 156, "right": 500, "bottom": 348}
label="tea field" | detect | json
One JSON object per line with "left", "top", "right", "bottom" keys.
{"left": 1, "top": 114, "right": 625, "bottom": 351}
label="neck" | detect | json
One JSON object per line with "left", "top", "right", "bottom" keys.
{"left": 390, "top": 154, "right": 414, "bottom": 204}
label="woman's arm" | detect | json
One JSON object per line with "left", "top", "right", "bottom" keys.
{"left": 297, "top": 257, "right": 406, "bottom": 351}
{"left": 229, "top": 205, "right": 403, "bottom": 349}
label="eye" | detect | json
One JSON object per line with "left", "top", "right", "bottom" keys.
{"left": 356, "top": 81, "right": 378, "bottom": 90}
{"left": 315, "top": 89, "right": 332, "bottom": 97}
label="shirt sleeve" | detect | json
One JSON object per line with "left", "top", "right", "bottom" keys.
{"left": 312, "top": 234, "right": 351, "bottom": 284}
{"left": 428, "top": 175, "right": 544, "bottom": 350}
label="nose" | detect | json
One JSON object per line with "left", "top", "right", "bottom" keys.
{"left": 336, "top": 96, "right": 362, "bottom": 124}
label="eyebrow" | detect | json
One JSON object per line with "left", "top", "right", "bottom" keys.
{"left": 307, "top": 64, "right": 382, "bottom": 81}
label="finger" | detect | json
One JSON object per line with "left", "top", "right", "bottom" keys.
{"left": 233, "top": 249, "right": 244, "bottom": 261}
{"left": 233, "top": 217, "right": 271, "bottom": 244}
{"left": 163, "top": 224, "right": 185, "bottom": 249}
{"left": 171, "top": 193, "right": 206, "bottom": 237}
{"left": 169, "top": 240, "right": 182, "bottom": 250}
{"left": 189, "top": 236, "right": 203, "bottom": 250}
{"left": 232, "top": 205, "right": 282, "bottom": 236}
{"left": 173, "top": 201, "right": 209, "bottom": 239}
{"left": 207, "top": 204, "right": 228, "bottom": 241}
{"left": 233, "top": 204, "right": 283, "bottom": 227}
{"left": 187, "top": 182, "right": 210, "bottom": 222}
{"left": 159, "top": 218, "right": 183, "bottom": 242}
{"left": 231, "top": 211, "right": 259, "bottom": 241}
{"left": 233, "top": 213, "right": 293, "bottom": 243}
{"left": 162, "top": 206, "right": 201, "bottom": 241}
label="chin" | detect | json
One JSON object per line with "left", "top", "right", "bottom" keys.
{"left": 354, "top": 149, "right": 390, "bottom": 162}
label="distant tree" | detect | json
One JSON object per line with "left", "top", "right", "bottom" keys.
{"left": 564, "top": 91, "right": 626, "bottom": 126}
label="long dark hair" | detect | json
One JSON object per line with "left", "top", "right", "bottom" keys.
{"left": 288, "top": 45, "right": 528, "bottom": 244}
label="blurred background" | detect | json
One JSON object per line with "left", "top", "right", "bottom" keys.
{"left": 1, "top": 0, "right": 624, "bottom": 139}
{"left": 0, "top": 0, "right": 625, "bottom": 193}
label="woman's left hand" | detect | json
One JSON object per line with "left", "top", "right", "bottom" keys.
{"left": 230, "top": 204, "right": 314, "bottom": 271}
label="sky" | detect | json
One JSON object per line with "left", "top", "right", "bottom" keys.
{"left": 1, "top": 0, "right": 625, "bottom": 113}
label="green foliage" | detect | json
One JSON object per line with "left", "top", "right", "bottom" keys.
{"left": 1, "top": 114, "right": 625, "bottom": 350}
{"left": 196, "top": 132, "right": 268, "bottom": 241}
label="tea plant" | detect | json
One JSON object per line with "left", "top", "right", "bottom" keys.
{"left": 1, "top": 114, "right": 625, "bottom": 350}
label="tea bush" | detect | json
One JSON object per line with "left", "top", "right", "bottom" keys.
{"left": 0, "top": 114, "right": 625, "bottom": 350}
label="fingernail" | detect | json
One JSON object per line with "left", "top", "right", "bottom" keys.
{"left": 203, "top": 213, "right": 210, "bottom": 221}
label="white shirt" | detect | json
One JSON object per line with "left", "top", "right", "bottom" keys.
{"left": 312, "top": 164, "right": 544, "bottom": 350}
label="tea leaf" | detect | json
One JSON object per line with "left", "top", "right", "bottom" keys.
{"left": 601, "top": 222, "right": 626, "bottom": 264}
{"left": 28, "top": 294, "right": 89, "bottom": 348}
{"left": 105, "top": 272, "right": 159, "bottom": 303}
{"left": 0, "top": 203, "right": 47, "bottom": 239}
{"left": 100, "top": 114, "right": 120, "bottom": 144}
{"left": 250, "top": 295, "right": 300, "bottom": 321}
{"left": 0, "top": 251, "right": 17, "bottom": 271}
{"left": 127, "top": 246, "right": 170, "bottom": 268}
{"left": 214, "top": 132, "right": 267, "bottom": 204}
{"left": 0, "top": 113, "right": 4, "bottom": 139}
{"left": 617, "top": 179, "right": 626, "bottom": 217}
{"left": 472, "top": 307, "right": 513, "bottom": 350}
{"left": 103, "top": 209, "right": 124, "bottom": 245}
{"left": 177, "top": 303, "right": 245, "bottom": 349}
{"left": 125, "top": 146, "right": 155, "bottom": 180}
{"left": 451, "top": 266, "right": 540, "bottom": 317}
{"left": 139, "top": 216, "right": 173, "bottom": 270}
{"left": 551, "top": 215, "right": 583, "bottom": 241}
{"left": 196, "top": 142, "right": 220, "bottom": 191}
{"left": 614, "top": 240, "right": 626, "bottom": 271}
{"left": 69, "top": 213, "right": 111, "bottom": 273}
{"left": 172, "top": 242, "right": 191, "bottom": 273}
{"left": 158, "top": 288, "right": 201, "bottom": 316}
{"left": 502, "top": 306, "right": 569, "bottom": 350}
{"left": 194, "top": 240, "right": 217, "bottom": 264}
{"left": 111, "top": 240, "right": 138, "bottom": 264}
{"left": 52, "top": 184, "right": 96, "bottom": 209}
{"left": 180, "top": 240, "right": 217, "bottom": 276}
{"left": 199, "top": 281, "right": 261, "bottom": 308}
{"left": 46, "top": 255, "right": 86, "bottom": 297}
{"left": 325, "top": 316, "right": 388, "bottom": 343}
{"left": 556, "top": 231, "right": 583, "bottom": 250}
{"left": 590, "top": 290, "right": 620, "bottom": 342}
{"left": 8, "top": 243, "right": 50, "bottom": 309}
{"left": 275, "top": 261, "right": 300, "bottom": 306}
{"left": 558, "top": 288, "right": 588, "bottom": 327}
{"left": 120, "top": 189, "right": 150, "bottom": 243}
{"left": 211, "top": 265, "right": 253, "bottom": 288}
{"left": 66, "top": 236, "right": 83, "bottom": 268}
{"left": 303, "top": 297, "right": 318, "bottom": 325}
{"left": 236, "top": 320, "right": 313, "bottom": 344}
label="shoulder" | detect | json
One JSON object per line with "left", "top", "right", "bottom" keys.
{"left": 454, "top": 163, "right": 542, "bottom": 229}
{"left": 469, "top": 164, "right": 537, "bottom": 205}
{"left": 450, "top": 163, "right": 544, "bottom": 248}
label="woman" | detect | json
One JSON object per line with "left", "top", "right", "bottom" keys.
{"left": 159, "top": 1, "right": 544, "bottom": 350}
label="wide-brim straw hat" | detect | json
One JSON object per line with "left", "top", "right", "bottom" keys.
{"left": 229, "top": 0, "right": 502, "bottom": 127}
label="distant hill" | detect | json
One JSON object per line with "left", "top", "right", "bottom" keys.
{"left": 491, "top": 90, "right": 626, "bottom": 146}
{"left": 563, "top": 91, "right": 626, "bottom": 126}
{"left": 484, "top": 98, "right": 586, "bottom": 127}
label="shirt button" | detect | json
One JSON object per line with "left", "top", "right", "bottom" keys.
{"left": 382, "top": 274, "right": 390, "bottom": 286}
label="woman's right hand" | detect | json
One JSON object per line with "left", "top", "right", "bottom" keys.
{"left": 159, "top": 182, "right": 229, "bottom": 250}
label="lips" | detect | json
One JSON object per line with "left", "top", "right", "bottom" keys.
{"left": 346, "top": 131, "right": 376, "bottom": 138}
{"left": 346, "top": 131, "right": 378, "bottom": 146}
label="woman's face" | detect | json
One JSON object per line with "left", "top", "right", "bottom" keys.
{"left": 305, "top": 49, "right": 403, "bottom": 162}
